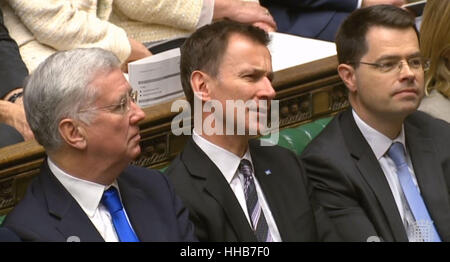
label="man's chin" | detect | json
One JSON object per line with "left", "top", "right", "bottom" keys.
{"left": 128, "top": 145, "right": 142, "bottom": 161}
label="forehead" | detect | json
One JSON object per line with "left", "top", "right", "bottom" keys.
{"left": 219, "top": 33, "right": 271, "bottom": 72}
{"left": 92, "top": 68, "right": 130, "bottom": 102}
{"left": 363, "top": 26, "right": 419, "bottom": 59}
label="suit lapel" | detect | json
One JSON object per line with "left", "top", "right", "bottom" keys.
{"left": 40, "top": 162, "right": 104, "bottom": 242}
{"left": 182, "top": 138, "right": 257, "bottom": 241}
{"left": 341, "top": 110, "right": 408, "bottom": 241}
{"left": 405, "top": 118, "right": 450, "bottom": 241}
{"left": 117, "top": 175, "right": 156, "bottom": 241}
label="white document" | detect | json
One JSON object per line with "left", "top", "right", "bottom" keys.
{"left": 128, "top": 48, "right": 184, "bottom": 108}
{"left": 268, "top": 32, "right": 337, "bottom": 72}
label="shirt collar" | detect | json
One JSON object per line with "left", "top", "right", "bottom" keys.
{"left": 352, "top": 109, "right": 406, "bottom": 159}
{"left": 47, "top": 158, "right": 119, "bottom": 218}
{"left": 192, "top": 130, "right": 253, "bottom": 184}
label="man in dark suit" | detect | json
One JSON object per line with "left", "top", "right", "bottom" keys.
{"left": 0, "top": 8, "right": 31, "bottom": 147}
{"left": 165, "top": 20, "right": 337, "bottom": 242}
{"left": 301, "top": 5, "right": 450, "bottom": 242}
{"left": 260, "top": 0, "right": 405, "bottom": 41}
{"left": 2, "top": 48, "right": 196, "bottom": 242}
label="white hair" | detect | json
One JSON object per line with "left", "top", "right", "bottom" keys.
{"left": 24, "top": 48, "right": 121, "bottom": 151}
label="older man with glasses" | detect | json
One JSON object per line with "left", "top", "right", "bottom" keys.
{"left": 300, "top": 5, "right": 450, "bottom": 242}
{"left": 2, "top": 48, "right": 197, "bottom": 242}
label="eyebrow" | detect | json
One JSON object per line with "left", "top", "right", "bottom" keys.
{"left": 376, "top": 52, "right": 422, "bottom": 62}
{"left": 239, "top": 68, "right": 274, "bottom": 81}
{"left": 113, "top": 86, "right": 132, "bottom": 104}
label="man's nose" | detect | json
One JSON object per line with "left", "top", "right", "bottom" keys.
{"left": 398, "top": 61, "right": 416, "bottom": 80}
{"left": 129, "top": 101, "right": 145, "bottom": 124}
{"left": 260, "top": 76, "right": 276, "bottom": 100}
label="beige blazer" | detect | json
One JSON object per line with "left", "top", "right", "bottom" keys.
{"left": 2, "top": 0, "right": 203, "bottom": 72}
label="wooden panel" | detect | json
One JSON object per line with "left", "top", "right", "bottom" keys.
{"left": 0, "top": 55, "right": 348, "bottom": 214}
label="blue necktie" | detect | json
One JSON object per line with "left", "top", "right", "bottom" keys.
{"left": 387, "top": 142, "right": 441, "bottom": 242}
{"left": 101, "top": 187, "right": 140, "bottom": 242}
{"left": 239, "top": 159, "right": 272, "bottom": 242}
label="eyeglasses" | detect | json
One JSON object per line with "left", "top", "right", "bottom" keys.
{"left": 79, "top": 90, "right": 138, "bottom": 115}
{"left": 354, "top": 57, "right": 430, "bottom": 73}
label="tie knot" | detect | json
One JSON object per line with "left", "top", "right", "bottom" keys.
{"left": 101, "top": 187, "right": 123, "bottom": 214}
{"left": 239, "top": 159, "right": 253, "bottom": 178}
{"left": 387, "top": 142, "right": 407, "bottom": 168}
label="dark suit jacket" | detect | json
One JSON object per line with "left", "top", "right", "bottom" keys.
{"left": 261, "top": 0, "right": 358, "bottom": 41}
{"left": 3, "top": 161, "right": 197, "bottom": 242}
{"left": 301, "top": 109, "right": 450, "bottom": 241}
{"left": 165, "top": 137, "right": 338, "bottom": 242}
{"left": 0, "top": 227, "right": 20, "bottom": 242}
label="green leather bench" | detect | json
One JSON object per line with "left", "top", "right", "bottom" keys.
{"left": 260, "top": 117, "right": 332, "bottom": 155}
{"left": 0, "top": 117, "right": 332, "bottom": 226}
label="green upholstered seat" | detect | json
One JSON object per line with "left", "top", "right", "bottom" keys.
{"left": 0, "top": 215, "right": 5, "bottom": 225}
{"left": 260, "top": 117, "right": 332, "bottom": 155}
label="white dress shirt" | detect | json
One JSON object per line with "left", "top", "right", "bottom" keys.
{"left": 353, "top": 110, "right": 421, "bottom": 242}
{"left": 192, "top": 130, "right": 282, "bottom": 241}
{"left": 48, "top": 158, "right": 135, "bottom": 242}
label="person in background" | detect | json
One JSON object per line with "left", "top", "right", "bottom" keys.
{"left": 301, "top": 5, "right": 450, "bottom": 241}
{"left": 260, "top": 0, "right": 405, "bottom": 41}
{"left": 0, "top": 7, "right": 32, "bottom": 147}
{"left": 418, "top": 0, "right": 450, "bottom": 123}
{"left": 3, "top": 48, "right": 196, "bottom": 242}
{"left": 2, "top": 0, "right": 275, "bottom": 73}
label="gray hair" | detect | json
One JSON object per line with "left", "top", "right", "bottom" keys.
{"left": 24, "top": 48, "right": 121, "bottom": 151}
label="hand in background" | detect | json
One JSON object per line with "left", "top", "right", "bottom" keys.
{"left": 0, "top": 99, "right": 34, "bottom": 140}
{"left": 253, "top": 21, "right": 276, "bottom": 32}
{"left": 213, "top": 0, "right": 277, "bottom": 32}
{"left": 122, "top": 37, "right": 152, "bottom": 73}
{"left": 361, "top": 0, "right": 407, "bottom": 8}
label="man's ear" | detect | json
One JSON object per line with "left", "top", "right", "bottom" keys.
{"left": 338, "top": 64, "right": 357, "bottom": 93}
{"left": 191, "top": 70, "right": 214, "bottom": 102}
{"left": 58, "top": 118, "right": 87, "bottom": 150}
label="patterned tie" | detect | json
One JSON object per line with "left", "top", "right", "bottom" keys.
{"left": 239, "top": 159, "right": 271, "bottom": 242}
{"left": 101, "top": 187, "right": 140, "bottom": 242}
{"left": 387, "top": 142, "right": 441, "bottom": 242}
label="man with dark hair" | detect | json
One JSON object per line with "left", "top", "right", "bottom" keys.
{"left": 3, "top": 48, "right": 196, "bottom": 242}
{"left": 166, "top": 20, "right": 338, "bottom": 242}
{"left": 301, "top": 5, "right": 450, "bottom": 242}
{"left": 0, "top": 8, "right": 32, "bottom": 147}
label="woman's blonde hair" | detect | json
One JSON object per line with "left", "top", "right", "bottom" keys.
{"left": 420, "top": 0, "right": 450, "bottom": 98}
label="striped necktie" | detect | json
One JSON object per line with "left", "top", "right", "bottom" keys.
{"left": 239, "top": 159, "right": 272, "bottom": 242}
